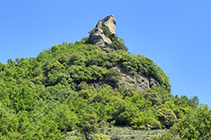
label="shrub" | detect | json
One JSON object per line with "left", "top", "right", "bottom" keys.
{"left": 157, "top": 108, "right": 177, "bottom": 129}
{"left": 79, "top": 113, "right": 99, "bottom": 140}
{"left": 92, "top": 134, "right": 110, "bottom": 140}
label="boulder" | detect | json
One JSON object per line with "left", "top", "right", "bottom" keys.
{"left": 89, "top": 27, "right": 112, "bottom": 47}
{"left": 96, "top": 15, "right": 116, "bottom": 34}
{"left": 88, "top": 27, "right": 115, "bottom": 53}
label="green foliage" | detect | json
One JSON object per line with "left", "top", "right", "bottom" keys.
{"left": 122, "top": 88, "right": 137, "bottom": 98}
{"left": 157, "top": 108, "right": 177, "bottom": 129}
{"left": 0, "top": 40, "right": 208, "bottom": 139}
{"left": 131, "top": 109, "right": 159, "bottom": 128}
{"left": 79, "top": 113, "right": 99, "bottom": 140}
{"left": 113, "top": 101, "right": 139, "bottom": 126}
{"left": 92, "top": 134, "right": 110, "bottom": 140}
{"left": 153, "top": 133, "right": 180, "bottom": 140}
{"left": 108, "top": 35, "right": 128, "bottom": 51}
{"left": 177, "top": 105, "right": 211, "bottom": 140}
{"left": 100, "top": 26, "right": 112, "bottom": 37}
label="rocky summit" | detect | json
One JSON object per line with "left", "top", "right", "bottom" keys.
{"left": 96, "top": 15, "right": 116, "bottom": 34}
{"left": 87, "top": 15, "right": 117, "bottom": 53}
{"left": 86, "top": 15, "right": 161, "bottom": 93}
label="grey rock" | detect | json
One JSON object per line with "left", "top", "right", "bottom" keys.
{"left": 149, "top": 77, "right": 160, "bottom": 88}
{"left": 116, "top": 67, "right": 160, "bottom": 93}
{"left": 88, "top": 27, "right": 115, "bottom": 53}
{"left": 120, "top": 73, "right": 150, "bottom": 93}
{"left": 96, "top": 15, "right": 116, "bottom": 34}
{"left": 89, "top": 27, "right": 112, "bottom": 47}
{"left": 100, "top": 47, "right": 115, "bottom": 53}
{"left": 87, "top": 15, "right": 117, "bottom": 53}
{"left": 88, "top": 66, "right": 161, "bottom": 93}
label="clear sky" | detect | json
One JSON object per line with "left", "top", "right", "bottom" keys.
{"left": 1, "top": 1, "right": 211, "bottom": 107}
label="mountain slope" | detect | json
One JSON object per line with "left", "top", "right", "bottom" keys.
{"left": 0, "top": 16, "right": 210, "bottom": 140}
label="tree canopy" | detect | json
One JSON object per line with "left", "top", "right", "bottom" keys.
{"left": 0, "top": 39, "right": 208, "bottom": 139}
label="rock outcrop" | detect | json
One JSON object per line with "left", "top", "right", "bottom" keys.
{"left": 88, "top": 15, "right": 116, "bottom": 53}
{"left": 96, "top": 15, "right": 116, "bottom": 34}
{"left": 149, "top": 77, "right": 160, "bottom": 88}
{"left": 89, "top": 28, "right": 112, "bottom": 46}
{"left": 117, "top": 67, "right": 160, "bottom": 93}
{"left": 88, "top": 28, "right": 115, "bottom": 53}
{"left": 87, "top": 15, "right": 161, "bottom": 93}
{"left": 120, "top": 74, "right": 149, "bottom": 92}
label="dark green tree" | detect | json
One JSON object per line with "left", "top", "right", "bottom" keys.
{"left": 157, "top": 108, "right": 177, "bottom": 129}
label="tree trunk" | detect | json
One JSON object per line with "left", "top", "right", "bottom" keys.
{"left": 85, "top": 133, "right": 89, "bottom": 140}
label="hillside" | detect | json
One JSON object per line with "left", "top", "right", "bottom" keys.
{"left": 0, "top": 15, "right": 210, "bottom": 140}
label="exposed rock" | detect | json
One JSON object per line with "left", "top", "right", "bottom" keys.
{"left": 87, "top": 15, "right": 117, "bottom": 53}
{"left": 100, "top": 46, "right": 115, "bottom": 53}
{"left": 89, "top": 28, "right": 112, "bottom": 46}
{"left": 116, "top": 66, "right": 160, "bottom": 93}
{"left": 149, "top": 77, "right": 160, "bottom": 88}
{"left": 88, "top": 66, "right": 160, "bottom": 93}
{"left": 88, "top": 27, "right": 115, "bottom": 53}
{"left": 87, "top": 16, "right": 161, "bottom": 92}
{"left": 120, "top": 73, "right": 149, "bottom": 93}
{"left": 96, "top": 15, "right": 116, "bottom": 34}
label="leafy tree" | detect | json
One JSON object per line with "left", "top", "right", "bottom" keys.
{"left": 113, "top": 101, "right": 139, "bottom": 125}
{"left": 108, "top": 35, "right": 128, "bottom": 51}
{"left": 157, "top": 108, "right": 177, "bottom": 129}
{"left": 131, "top": 109, "right": 159, "bottom": 127}
{"left": 105, "top": 68, "right": 122, "bottom": 87}
{"left": 122, "top": 88, "right": 137, "bottom": 98}
{"left": 1, "top": 38, "right": 208, "bottom": 139}
{"left": 78, "top": 113, "right": 99, "bottom": 140}
{"left": 178, "top": 105, "right": 211, "bottom": 140}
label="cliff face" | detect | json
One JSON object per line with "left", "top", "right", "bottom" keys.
{"left": 87, "top": 15, "right": 160, "bottom": 92}
{"left": 117, "top": 67, "right": 160, "bottom": 93}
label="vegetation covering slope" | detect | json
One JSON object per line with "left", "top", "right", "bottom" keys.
{"left": 0, "top": 38, "right": 210, "bottom": 140}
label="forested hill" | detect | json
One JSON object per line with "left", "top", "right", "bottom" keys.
{"left": 0, "top": 16, "right": 210, "bottom": 140}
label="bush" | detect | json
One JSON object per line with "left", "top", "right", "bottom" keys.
{"left": 157, "top": 108, "right": 177, "bottom": 129}
{"left": 79, "top": 113, "right": 99, "bottom": 140}
{"left": 150, "top": 120, "right": 162, "bottom": 129}
{"left": 108, "top": 36, "right": 128, "bottom": 51}
{"left": 92, "top": 134, "right": 110, "bottom": 140}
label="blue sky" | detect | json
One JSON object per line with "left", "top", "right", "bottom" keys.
{"left": 1, "top": 1, "right": 211, "bottom": 107}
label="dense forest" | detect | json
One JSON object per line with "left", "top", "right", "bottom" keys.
{"left": 0, "top": 24, "right": 211, "bottom": 139}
